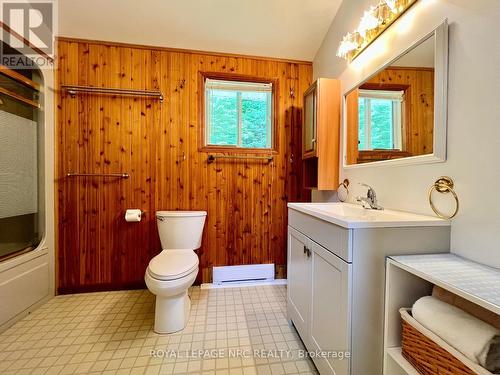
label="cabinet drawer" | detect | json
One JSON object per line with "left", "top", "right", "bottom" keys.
{"left": 288, "top": 208, "right": 352, "bottom": 262}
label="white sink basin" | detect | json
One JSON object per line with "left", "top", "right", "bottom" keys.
{"left": 288, "top": 202, "right": 450, "bottom": 229}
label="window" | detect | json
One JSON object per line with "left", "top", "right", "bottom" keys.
{"left": 204, "top": 78, "right": 274, "bottom": 149}
{"left": 358, "top": 89, "right": 403, "bottom": 151}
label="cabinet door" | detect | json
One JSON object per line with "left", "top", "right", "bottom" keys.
{"left": 303, "top": 83, "right": 317, "bottom": 158}
{"left": 309, "top": 241, "right": 352, "bottom": 375}
{"left": 287, "top": 226, "right": 312, "bottom": 340}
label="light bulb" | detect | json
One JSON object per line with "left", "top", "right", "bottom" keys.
{"left": 336, "top": 34, "right": 359, "bottom": 59}
{"left": 357, "top": 8, "right": 380, "bottom": 37}
{"left": 385, "top": 0, "right": 397, "bottom": 12}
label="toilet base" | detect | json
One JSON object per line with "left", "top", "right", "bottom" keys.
{"left": 154, "top": 291, "right": 191, "bottom": 334}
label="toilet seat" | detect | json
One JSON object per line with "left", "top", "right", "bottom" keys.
{"left": 147, "top": 249, "right": 199, "bottom": 281}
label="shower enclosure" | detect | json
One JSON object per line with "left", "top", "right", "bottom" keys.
{"left": 0, "top": 35, "right": 54, "bottom": 332}
{"left": 0, "top": 41, "right": 44, "bottom": 261}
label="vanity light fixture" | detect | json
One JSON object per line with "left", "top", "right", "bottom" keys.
{"left": 385, "top": 0, "right": 397, "bottom": 11}
{"left": 358, "top": 8, "right": 380, "bottom": 38}
{"left": 336, "top": 0, "right": 418, "bottom": 61}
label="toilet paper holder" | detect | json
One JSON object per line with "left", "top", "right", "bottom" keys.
{"left": 126, "top": 209, "right": 146, "bottom": 215}
{"left": 125, "top": 209, "right": 146, "bottom": 222}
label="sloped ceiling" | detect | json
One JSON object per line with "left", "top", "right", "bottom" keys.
{"left": 58, "top": 0, "right": 343, "bottom": 61}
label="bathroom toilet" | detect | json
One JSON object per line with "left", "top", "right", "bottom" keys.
{"left": 145, "top": 211, "right": 207, "bottom": 333}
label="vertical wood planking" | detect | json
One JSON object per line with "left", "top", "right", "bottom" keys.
{"left": 76, "top": 42, "right": 89, "bottom": 286}
{"left": 107, "top": 45, "right": 122, "bottom": 285}
{"left": 362, "top": 67, "right": 435, "bottom": 156}
{"left": 56, "top": 39, "right": 312, "bottom": 292}
{"left": 118, "top": 47, "right": 133, "bottom": 285}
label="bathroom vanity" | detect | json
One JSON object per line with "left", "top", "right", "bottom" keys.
{"left": 286, "top": 203, "right": 451, "bottom": 375}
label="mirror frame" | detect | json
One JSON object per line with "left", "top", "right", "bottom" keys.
{"left": 342, "top": 20, "right": 448, "bottom": 169}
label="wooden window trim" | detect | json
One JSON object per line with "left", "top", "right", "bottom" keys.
{"left": 357, "top": 150, "right": 412, "bottom": 163}
{"left": 358, "top": 82, "right": 411, "bottom": 154}
{"left": 198, "top": 71, "right": 279, "bottom": 154}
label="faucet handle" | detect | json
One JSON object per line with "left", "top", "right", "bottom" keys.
{"left": 359, "top": 182, "right": 375, "bottom": 197}
{"left": 356, "top": 182, "right": 383, "bottom": 210}
{"left": 359, "top": 183, "right": 379, "bottom": 203}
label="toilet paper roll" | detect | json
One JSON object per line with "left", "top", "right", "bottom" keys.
{"left": 125, "top": 209, "right": 142, "bottom": 222}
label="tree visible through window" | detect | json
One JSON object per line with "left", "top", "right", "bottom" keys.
{"left": 358, "top": 89, "right": 403, "bottom": 151}
{"left": 205, "top": 79, "right": 273, "bottom": 149}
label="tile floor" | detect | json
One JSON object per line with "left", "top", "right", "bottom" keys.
{"left": 0, "top": 285, "right": 318, "bottom": 374}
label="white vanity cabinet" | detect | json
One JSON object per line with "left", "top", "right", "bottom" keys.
{"left": 287, "top": 203, "right": 451, "bottom": 375}
{"left": 308, "top": 239, "right": 351, "bottom": 375}
{"left": 288, "top": 228, "right": 351, "bottom": 375}
{"left": 287, "top": 227, "right": 312, "bottom": 339}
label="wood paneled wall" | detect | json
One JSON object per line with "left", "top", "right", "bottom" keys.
{"left": 364, "top": 67, "right": 435, "bottom": 156}
{"left": 56, "top": 38, "right": 312, "bottom": 293}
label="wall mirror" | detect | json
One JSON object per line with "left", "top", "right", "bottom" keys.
{"left": 343, "top": 21, "right": 448, "bottom": 167}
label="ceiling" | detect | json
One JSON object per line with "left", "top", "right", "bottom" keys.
{"left": 58, "top": 0, "right": 343, "bottom": 61}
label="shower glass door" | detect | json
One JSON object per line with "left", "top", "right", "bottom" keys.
{"left": 0, "top": 42, "right": 43, "bottom": 260}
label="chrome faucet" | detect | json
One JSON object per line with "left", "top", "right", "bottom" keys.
{"left": 356, "top": 183, "right": 383, "bottom": 210}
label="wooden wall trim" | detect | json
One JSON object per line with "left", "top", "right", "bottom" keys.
{"left": 55, "top": 36, "right": 313, "bottom": 65}
{"left": 359, "top": 83, "right": 409, "bottom": 91}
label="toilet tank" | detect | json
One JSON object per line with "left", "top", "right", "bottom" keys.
{"left": 156, "top": 211, "right": 207, "bottom": 250}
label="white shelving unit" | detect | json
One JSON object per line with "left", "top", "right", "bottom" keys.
{"left": 383, "top": 253, "right": 500, "bottom": 375}
{"left": 386, "top": 348, "right": 420, "bottom": 375}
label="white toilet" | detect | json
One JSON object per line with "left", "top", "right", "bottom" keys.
{"left": 145, "top": 211, "right": 207, "bottom": 334}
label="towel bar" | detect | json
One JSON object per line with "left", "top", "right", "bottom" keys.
{"left": 207, "top": 154, "right": 273, "bottom": 164}
{"left": 66, "top": 172, "right": 129, "bottom": 179}
{"left": 61, "top": 85, "right": 163, "bottom": 102}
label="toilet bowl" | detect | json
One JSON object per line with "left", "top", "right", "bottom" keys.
{"left": 145, "top": 211, "right": 207, "bottom": 333}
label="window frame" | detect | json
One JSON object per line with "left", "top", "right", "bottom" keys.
{"left": 357, "top": 83, "right": 411, "bottom": 155}
{"left": 358, "top": 89, "right": 404, "bottom": 151}
{"left": 198, "top": 72, "right": 279, "bottom": 154}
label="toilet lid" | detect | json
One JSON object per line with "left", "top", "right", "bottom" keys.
{"left": 147, "top": 249, "right": 199, "bottom": 281}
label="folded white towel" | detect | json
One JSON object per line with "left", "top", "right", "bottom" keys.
{"left": 413, "top": 296, "right": 500, "bottom": 367}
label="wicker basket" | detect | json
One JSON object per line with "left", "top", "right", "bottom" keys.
{"left": 400, "top": 308, "right": 492, "bottom": 375}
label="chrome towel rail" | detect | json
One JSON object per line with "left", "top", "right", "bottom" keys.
{"left": 66, "top": 172, "right": 129, "bottom": 179}
{"left": 207, "top": 154, "right": 273, "bottom": 164}
{"left": 61, "top": 85, "right": 163, "bottom": 102}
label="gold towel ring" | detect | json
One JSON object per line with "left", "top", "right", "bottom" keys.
{"left": 428, "top": 176, "right": 459, "bottom": 219}
{"left": 337, "top": 179, "right": 349, "bottom": 202}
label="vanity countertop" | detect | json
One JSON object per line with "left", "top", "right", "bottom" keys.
{"left": 287, "top": 202, "right": 450, "bottom": 229}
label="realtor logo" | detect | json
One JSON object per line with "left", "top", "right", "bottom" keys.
{"left": 1, "top": 0, "right": 56, "bottom": 69}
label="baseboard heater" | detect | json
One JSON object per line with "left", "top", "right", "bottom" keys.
{"left": 212, "top": 264, "right": 275, "bottom": 285}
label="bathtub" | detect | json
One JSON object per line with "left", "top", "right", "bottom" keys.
{"left": 0, "top": 27, "right": 55, "bottom": 333}
{"left": 0, "top": 239, "right": 52, "bottom": 332}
